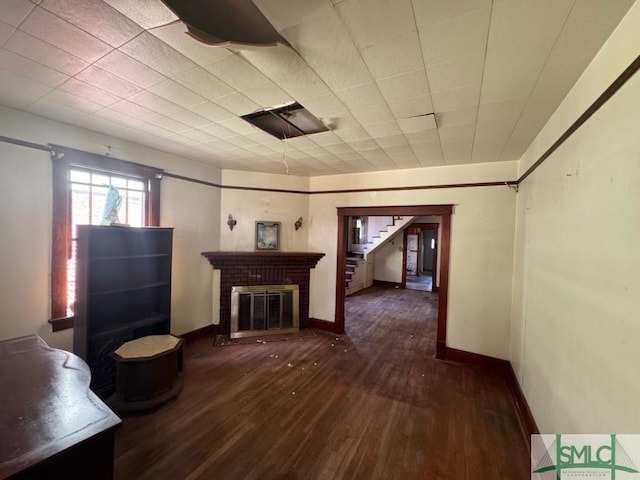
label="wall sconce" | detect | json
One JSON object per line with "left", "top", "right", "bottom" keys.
{"left": 294, "top": 216, "right": 303, "bottom": 231}
{"left": 227, "top": 214, "right": 237, "bottom": 231}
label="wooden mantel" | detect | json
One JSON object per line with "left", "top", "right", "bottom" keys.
{"left": 201, "top": 251, "right": 325, "bottom": 268}
{"left": 201, "top": 251, "right": 325, "bottom": 334}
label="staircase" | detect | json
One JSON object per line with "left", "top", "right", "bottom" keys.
{"left": 345, "top": 216, "right": 415, "bottom": 296}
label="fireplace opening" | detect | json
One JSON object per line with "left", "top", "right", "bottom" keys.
{"left": 230, "top": 285, "right": 299, "bottom": 338}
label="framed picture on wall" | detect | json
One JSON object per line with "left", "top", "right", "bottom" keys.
{"left": 255, "top": 221, "right": 280, "bottom": 251}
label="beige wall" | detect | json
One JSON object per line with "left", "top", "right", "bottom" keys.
{"left": 0, "top": 106, "right": 221, "bottom": 349}
{"left": 510, "top": 2, "right": 640, "bottom": 432}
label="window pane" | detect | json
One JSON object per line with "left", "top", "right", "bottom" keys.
{"left": 111, "top": 176, "right": 127, "bottom": 188}
{"left": 127, "top": 190, "right": 144, "bottom": 226}
{"left": 128, "top": 179, "right": 145, "bottom": 191}
{"left": 91, "top": 185, "right": 109, "bottom": 224}
{"left": 70, "top": 170, "right": 90, "bottom": 183}
{"left": 71, "top": 184, "right": 91, "bottom": 237}
{"left": 92, "top": 173, "right": 110, "bottom": 186}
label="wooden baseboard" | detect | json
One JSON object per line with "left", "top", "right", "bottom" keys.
{"left": 442, "top": 346, "right": 538, "bottom": 448}
{"left": 372, "top": 280, "right": 402, "bottom": 288}
{"left": 179, "top": 324, "right": 218, "bottom": 345}
{"left": 307, "top": 318, "right": 339, "bottom": 333}
{"left": 505, "top": 363, "right": 539, "bottom": 447}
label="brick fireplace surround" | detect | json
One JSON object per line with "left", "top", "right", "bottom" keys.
{"left": 201, "top": 252, "right": 325, "bottom": 334}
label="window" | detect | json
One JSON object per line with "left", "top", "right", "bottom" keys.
{"left": 50, "top": 146, "right": 162, "bottom": 329}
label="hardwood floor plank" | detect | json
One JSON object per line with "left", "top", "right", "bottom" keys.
{"left": 114, "top": 286, "right": 529, "bottom": 479}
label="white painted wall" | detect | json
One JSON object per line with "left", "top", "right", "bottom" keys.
{"left": 0, "top": 106, "right": 221, "bottom": 350}
{"left": 309, "top": 161, "right": 518, "bottom": 359}
{"left": 510, "top": 2, "right": 640, "bottom": 433}
{"left": 373, "top": 236, "right": 404, "bottom": 283}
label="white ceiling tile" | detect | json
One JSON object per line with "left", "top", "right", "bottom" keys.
{"left": 4, "top": 30, "right": 88, "bottom": 75}
{"left": 298, "top": 93, "right": 347, "bottom": 118}
{"left": 0, "top": 0, "right": 35, "bottom": 27}
{"left": 336, "top": 0, "right": 414, "bottom": 48}
{"left": 187, "top": 101, "right": 235, "bottom": 122}
{"left": 440, "top": 135, "right": 474, "bottom": 164}
{"left": 309, "top": 131, "right": 342, "bottom": 146}
{"left": 238, "top": 44, "right": 307, "bottom": 79}
{"left": 0, "top": 20, "right": 15, "bottom": 47}
{"left": 243, "top": 82, "right": 293, "bottom": 108}
{"left": 0, "top": 69, "right": 51, "bottom": 108}
{"left": 95, "top": 50, "right": 166, "bottom": 89}
{"left": 143, "top": 112, "right": 191, "bottom": 134}
{"left": 0, "top": 48, "right": 68, "bottom": 87}
{"left": 387, "top": 95, "right": 433, "bottom": 119}
{"left": 41, "top": 89, "right": 104, "bottom": 113}
{"left": 76, "top": 65, "right": 141, "bottom": 98}
{"left": 314, "top": 52, "right": 373, "bottom": 91}
{"left": 480, "top": 0, "right": 574, "bottom": 104}
{"left": 40, "top": 0, "right": 142, "bottom": 47}
{"left": 201, "top": 123, "right": 237, "bottom": 139}
{"left": 213, "top": 92, "right": 260, "bottom": 115}
{"left": 119, "top": 31, "right": 196, "bottom": 78}
{"left": 27, "top": 97, "right": 87, "bottom": 123}
{"left": 477, "top": 97, "right": 528, "bottom": 123}
{"left": 150, "top": 21, "right": 233, "bottom": 67}
{"left": 205, "top": 55, "right": 270, "bottom": 92}
{"left": 419, "top": 7, "right": 490, "bottom": 66}
{"left": 405, "top": 129, "right": 439, "bottom": 145}
{"left": 252, "top": 0, "right": 332, "bottom": 31}
{"left": 174, "top": 67, "right": 234, "bottom": 101}
{"left": 431, "top": 82, "right": 480, "bottom": 111}
{"left": 218, "top": 117, "right": 258, "bottom": 135}
{"left": 102, "top": 0, "right": 178, "bottom": 29}
{"left": 376, "top": 134, "right": 408, "bottom": 148}
{"left": 360, "top": 31, "right": 423, "bottom": 80}
{"left": 349, "top": 138, "right": 379, "bottom": 151}
{"left": 398, "top": 114, "right": 437, "bottom": 133}
{"left": 281, "top": 8, "right": 357, "bottom": 66}
{"left": 323, "top": 142, "right": 354, "bottom": 154}
{"left": 335, "top": 82, "right": 385, "bottom": 111}
{"left": 202, "top": 139, "right": 239, "bottom": 152}
{"left": 437, "top": 123, "right": 475, "bottom": 140}
{"left": 80, "top": 115, "right": 126, "bottom": 136}
{"left": 335, "top": 126, "right": 370, "bottom": 142}
{"left": 128, "top": 90, "right": 182, "bottom": 115}
{"left": 148, "top": 79, "right": 207, "bottom": 107}
{"left": 21, "top": 6, "right": 112, "bottom": 62}
{"left": 274, "top": 67, "right": 332, "bottom": 101}
{"left": 170, "top": 109, "right": 212, "bottom": 129}
{"left": 434, "top": 107, "right": 477, "bottom": 127}
{"left": 389, "top": 152, "right": 419, "bottom": 167}
{"left": 350, "top": 103, "right": 394, "bottom": 127}
{"left": 426, "top": 55, "right": 484, "bottom": 92}
{"left": 178, "top": 129, "right": 218, "bottom": 144}
{"left": 377, "top": 69, "right": 430, "bottom": 103}
{"left": 413, "top": 0, "right": 492, "bottom": 29}
{"left": 58, "top": 78, "right": 119, "bottom": 106}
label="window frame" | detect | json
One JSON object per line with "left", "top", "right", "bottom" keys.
{"left": 49, "top": 145, "right": 162, "bottom": 331}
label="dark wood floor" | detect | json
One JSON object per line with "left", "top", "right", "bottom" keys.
{"left": 114, "top": 286, "right": 530, "bottom": 479}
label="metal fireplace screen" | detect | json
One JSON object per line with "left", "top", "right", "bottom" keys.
{"left": 230, "top": 285, "right": 299, "bottom": 339}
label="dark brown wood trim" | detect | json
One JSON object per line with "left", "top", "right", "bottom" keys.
{"left": 307, "top": 318, "right": 338, "bottom": 333}
{"left": 336, "top": 205, "right": 452, "bottom": 350}
{"left": 48, "top": 316, "right": 74, "bottom": 332}
{"left": 179, "top": 324, "right": 218, "bottom": 345}
{"left": 518, "top": 53, "right": 640, "bottom": 184}
{"left": 312, "top": 181, "right": 516, "bottom": 195}
{"left": 442, "top": 346, "right": 539, "bottom": 448}
{"left": 372, "top": 280, "right": 402, "bottom": 288}
{"left": 505, "top": 363, "right": 540, "bottom": 448}
{"left": 435, "top": 214, "right": 451, "bottom": 359}
{"left": 50, "top": 145, "right": 163, "bottom": 178}
{"left": 401, "top": 227, "right": 408, "bottom": 287}
{"left": 0, "top": 134, "right": 50, "bottom": 152}
{"left": 51, "top": 154, "right": 70, "bottom": 319}
{"left": 443, "top": 346, "right": 510, "bottom": 373}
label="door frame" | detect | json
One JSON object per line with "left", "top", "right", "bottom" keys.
{"left": 335, "top": 205, "right": 452, "bottom": 359}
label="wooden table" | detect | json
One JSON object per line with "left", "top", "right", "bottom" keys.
{"left": 0, "top": 335, "right": 121, "bottom": 479}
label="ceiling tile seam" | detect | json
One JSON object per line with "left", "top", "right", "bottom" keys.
{"left": 330, "top": 4, "right": 418, "bottom": 168}
{"left": 0, "top": 44, "right": 71, "bottom": 85}
{"left": 468, "top": 0, "right": 495, "bottom": 164}
{"left": 495, "top": 0, "right": 579, "bottom": 162}
{"left": 408, "top": 0, "right": 444, "bottom": 167}
{"left": 8, "top": 2, "right": 36, "bottom": 30}
{"left": 415, "top": 4, "right": 495, "bottom": 31}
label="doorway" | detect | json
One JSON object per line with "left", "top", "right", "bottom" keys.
{"left": 404, "top": 223, "right": 439, "bottom": 293}
{"left": 335, "top": 205, "right": 452, "bottom": 359}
